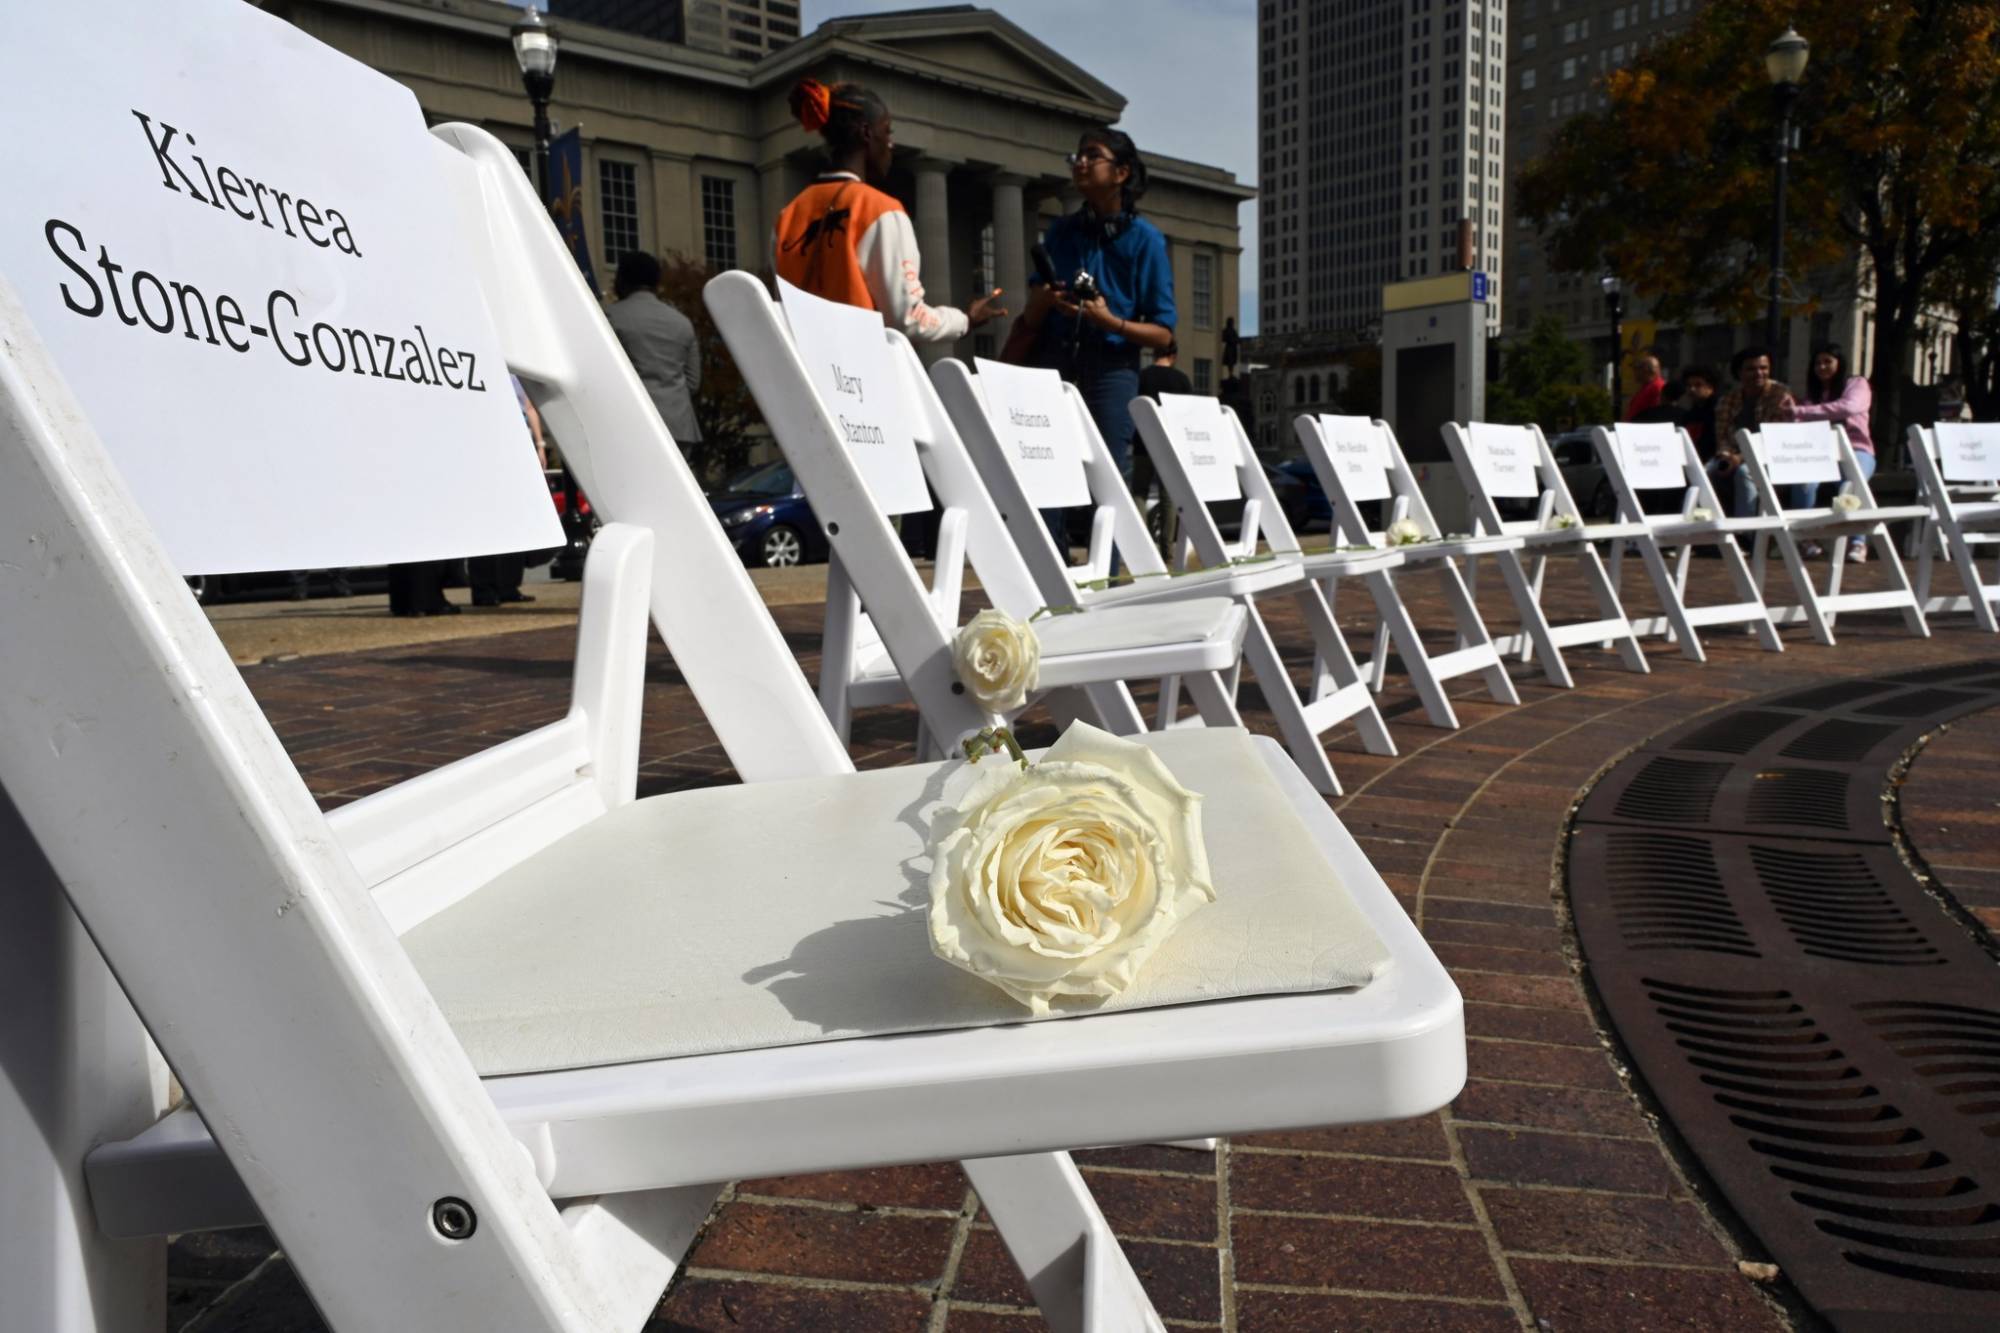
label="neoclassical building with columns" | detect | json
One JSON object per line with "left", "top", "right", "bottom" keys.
{"left": 263, "top": 0, "right": 1252, "bottom": 391}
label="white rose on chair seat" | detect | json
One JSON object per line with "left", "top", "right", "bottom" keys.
{"left": 952, "top": 609, "right": 1040, "bottom": 714}
{"left": 928, "top": 723, "right": 1215, "bottom": 1014}
{"left": 1387, "top": 517, "right": 1427, "bottom": 546}
{"left": 1832, "top": 493, "right": 1862, "bottom": 513}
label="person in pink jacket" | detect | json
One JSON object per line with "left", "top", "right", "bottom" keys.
{"left": 1789, "top": 343, "right": 1874, "bottom": 560}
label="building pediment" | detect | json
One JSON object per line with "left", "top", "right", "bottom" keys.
{"left": 762, "top": 7, "right": 1122, "bottom": 120}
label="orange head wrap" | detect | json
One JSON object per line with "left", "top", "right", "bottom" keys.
{"left": 790, "top": 79, "right": 832, "bottom": 132}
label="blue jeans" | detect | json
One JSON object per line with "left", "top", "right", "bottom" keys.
{"left": 1041, "top": 365, "right": 1141, "bottom": 568}
{"left": 1785, "top": 447, "right": 1875, "bottom": 510}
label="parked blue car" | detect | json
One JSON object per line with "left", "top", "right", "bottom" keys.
{"left": 707, "top": 460, "right": 827, "bottom": 567}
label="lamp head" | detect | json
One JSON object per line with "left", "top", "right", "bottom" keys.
{"left": 1765, "top": 26, "right": 1809, "bottom": 87}
{"left": 512, "top": 7, "right": 559, "bottom": 83}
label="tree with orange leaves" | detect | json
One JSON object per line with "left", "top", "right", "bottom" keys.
{"left": 1517, "top": 0, "right": 2000, "bottom": 451}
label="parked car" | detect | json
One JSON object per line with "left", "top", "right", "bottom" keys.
{"left": 708, "top": 459, "right": 827, "bottom": 568}
{"left": 1549, "top": 428, "right": 1617, "bottom": 518}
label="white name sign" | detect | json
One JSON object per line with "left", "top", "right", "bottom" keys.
{"left": 1156, "top": 393, "right": 1242, "bottom": 502}
{"left": 1315, "top": 415, "right": 1393, "bottom": 503}
{"left": 1464, "top": 423, "right": 1544, "bottom": 499}
{"left": 1936, "top": 423, "right": 2000, "bottom": 484}
{"left": 1757, "top": 422, "right": 1840, "bottom": 486}
{"left": 778, "top": 277, "right": 930, "bottom": 516}
{"left": 1612, "top": 423, "right": 1686, "bottom": 491}
{"left": 973, "top": 357, "right": 1090, "bottom": 508}
{"left": 5, "top": 0, "right": 560, "bottom": 574}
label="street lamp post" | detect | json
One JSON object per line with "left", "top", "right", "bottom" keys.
{"left": 1601, "top": 274, "right": 1625, "bottom": 406}
{"left": 511, "top": 7, "right": 560, "bottom": 202}
{"left": 1764, "top": 25, "right": 1810, "bottom": 377}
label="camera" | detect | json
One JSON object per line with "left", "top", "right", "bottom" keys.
{"left": 1069, "top": 269, "right": 1100, "bottom": 304}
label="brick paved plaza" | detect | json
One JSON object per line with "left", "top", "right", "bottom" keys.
{"left": 170, "top": 555, "right": 2000, "bottom": 1332}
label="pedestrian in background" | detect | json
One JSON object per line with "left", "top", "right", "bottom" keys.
{"left": 605, "top": 250, "right": 703, "bottom": 458}
{"left": 1709, "top": 346, "right": 1795, "bottom": 517}
{"left": 1004, "top": 127, "right": 1177, "bottom": 483}
{"left": 471, "top": 376, "right": 552, "bottom": 605}
{"left": 1623, "top": 354, "right": 1668, "bottom": 421}
{"left": 773, "top": 78, "right": 1006, "bottom": 341}
{"left": 1789, "top": 342, "right": 1874, "bottom": 560}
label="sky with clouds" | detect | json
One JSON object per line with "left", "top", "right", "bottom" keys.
{"left": 805, "top": 0, "right": 1261, "bottom": 332}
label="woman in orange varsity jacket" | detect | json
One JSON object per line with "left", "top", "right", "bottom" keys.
{"left": 773, "top": 79, "right": 1006, "bottom": 342}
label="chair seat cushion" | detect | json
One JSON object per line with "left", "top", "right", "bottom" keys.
{"left": 403, "top": 728, "right": 1392, "bottom": 1076}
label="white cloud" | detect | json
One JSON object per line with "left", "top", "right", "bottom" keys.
{"left": 805, "top": 1, "right": 1259, "bottom": 333}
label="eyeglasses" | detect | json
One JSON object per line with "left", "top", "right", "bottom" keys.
{"left": 1066, "top": 151, "right": 1115, "bottom": 168}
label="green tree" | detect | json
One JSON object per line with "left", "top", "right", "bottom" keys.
{"left": 657, "top": 254, "right": 763, "bottom": 484}
{"left": 1486, "top": 316, "right": 1614, "bottom": 432}
{"left": 1516, "top": 0, "right": 2000, "bottom": 449}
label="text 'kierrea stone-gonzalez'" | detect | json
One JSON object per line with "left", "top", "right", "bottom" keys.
{"left": 31, "top": 109, "right": 488, "bottom": 392}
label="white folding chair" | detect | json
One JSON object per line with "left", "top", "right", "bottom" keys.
{"left": 942, "top": 365, "right": 1396, "bottom": 796}
{"left": 1734, "top": 421, "right": 1929, "bottom": 643}
{"left": 1294, "top": 414, "right": 1522, "bottom": 729}
{"left": 4, "top": 110, "right": 1467, "bottom": 1333}
{"left": 1439, "top": 421, "right": 1650, "bottom": 686}
{"left": 1594, "top": 423, "right": 1786, "bottom": 660}
{"left": 1908, "top": 422, "right": 2000, "bottom": 632}
{"left": 706, "top": 274, "right": 1249, "bottom": 757}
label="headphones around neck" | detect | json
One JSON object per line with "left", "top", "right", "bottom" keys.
{"left": 1080, "top": 205, "right": 1134, "bottom": 241}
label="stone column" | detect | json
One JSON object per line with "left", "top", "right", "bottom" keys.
{"left": 989, "top": 173, "right": 1030, "bottom": 313}
{"left": 913, "top": 157, "right": 956, "bottom": 309}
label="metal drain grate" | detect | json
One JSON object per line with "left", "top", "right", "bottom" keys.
{"left": 1569, "top": 663, "right": 2000, "bottom": 1328}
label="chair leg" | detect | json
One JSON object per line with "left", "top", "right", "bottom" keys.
{"left": 1494, "top": 551, "right": 1571, "bottom": 689}
{"left": 1775, "top": 534, "right": 1836, "bottom": 646}
{"left": 1436, "top": 564, "right": 1519, "bottom": 706}
{"left": 2, "top": 802, "right": 168, "bottom": 1333}
{"left": 1152, "top": 674, "right": 1184, "bottom": 728}
{"left": 1579, "top": 545, "right": 1649, "bottom": 674}
{"left": 1076, "top": 683, "right": 1148, "bottom": 736}
{"left": 1364, "top": 571, "right": 1461, "bottom": 729}
{"left": 1718, "top": 536, "right": 1786, "bottom": 652}
{"left": 1520, "top": 552, "right": 1549, "bottom": 664}
{"left": 1369, "top": 620, "right": 1392, "bottom": 692}
{"left": 1238, "top": 602, "right": 1344, "bottom": 796}
{"left": 1180, "top": 669, "right": 1245, "bottom": 729}
{"left": 1635, "top": 540, "right": 1707, "bottom": 662}
{"left": 1295, "top": 579, "right": 1396, "bottom": 757}
{"left": 961, "top": 1152, "right": 1166, "bottom": 1333}
{"left": 1871, "top": 524, "right": 1932, "bottom": 638}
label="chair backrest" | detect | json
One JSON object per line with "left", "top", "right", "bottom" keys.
{"left": 2, "top": 81, "right": 858, "bottom": 1323}
{"left": 1132, "top": 392, "right": 1306, "bottom": 569}
{"left": 932, "top": 358, "right": 1167, "bottom": 597}
{"left": 1910, "top": 422, "right": 2000, "bottom": 516}
{"left": 1293, "top": 413, "right": 1441, "bottom": 550}
{"left": 1441, "top": 421, "right": 1584, "bottom": 535}
{"left": 1594, "top": 422, "right": 1714, "bottom": 523}
{"left": 704, "top": 270, "right": 1006, "bottom": 737}
{"left": 1735, "top": 420, "right": 1869, "bottom": 514}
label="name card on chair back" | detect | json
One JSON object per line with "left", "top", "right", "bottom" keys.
{"left": 1758, "top": 423, "right": 1841, "bottom": 486}
{"left": 1937, "top": 424, "right": 2000, "bottom": 484}
{"left": 1464, "top": 424, "right": 1543, "bottom": 499}
{"left": 1612, "top": 423, "right": 1685, "bottom": 490}
{"left": 1156, "top": 393, "right": 1243, "bottom": 503}
{"left": 1315, "top": 416, "right": 1394, "bottom": 502}
{"left": 974, "top": 358, "right": 1091, "bottom": 508}
{"left": 777, "top": 278, "right": 930, "bottom": 515}
{"left": 4, "top": 0, "right": 561, "bottom": 574}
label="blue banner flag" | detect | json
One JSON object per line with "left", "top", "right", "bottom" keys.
{"left": 545, "top": 128, "right": 598, "bottom": 293}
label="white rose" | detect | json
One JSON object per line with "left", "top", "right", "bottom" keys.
{"left": 1545, "top": 512, "right": 1579, "bottom": 531}
{"left": 928, "top": 722, "right": 1214, "bottom": 1014}
{"left": 1831, "top": 492, "right": 1862, "bottom": 513}
{"left": 952, "top": 609, "right": 1040, "bottom": 714}
{"left": 1688, "top": 506, "right": 1715, "bottom": 522}
{"left": 1387, "top": 517, "right": 1427, "bottom": 546}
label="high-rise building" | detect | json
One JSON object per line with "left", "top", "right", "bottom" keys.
{"left": 549, "top": 0, "right": 801, "bottom": 61}
{"left": 1502, "top": 0, "right": 1700, "bottom": 346}
{"left": 1258, "top": 0, "right": 1507, "bottom": 340}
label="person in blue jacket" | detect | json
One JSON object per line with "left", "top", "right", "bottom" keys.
{"left": 1003, "top": 127, "right": 1177, "bottom": 485}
